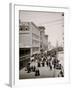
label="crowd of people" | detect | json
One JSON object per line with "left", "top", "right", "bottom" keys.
{"left": 24, "top": 51, "right": 64, "bottom": 77}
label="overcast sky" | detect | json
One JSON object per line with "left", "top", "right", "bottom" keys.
{"left": 19, "top": 10, "right": 64, "bottom": 47}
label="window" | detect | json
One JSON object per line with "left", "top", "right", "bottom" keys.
{"left": 25, "top": 26, "right": 29, "bottom": 31}
{"left": 19, "top": 25, "right": 29, "bottom": 31}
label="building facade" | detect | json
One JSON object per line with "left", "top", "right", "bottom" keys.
{"left": 39, "top": 26, "right": 45, "bottom": 51}
{"left": 44, "top": 35, "right": 48, "bottom": 51}
{"left": 39, "top": 26, "right": 48, "bottom": 52}
{"left": 19, "top": 22, "right": 40, "bottom": 69}
{"left": 19, "top": 22, "right": 40, "bottom": 57}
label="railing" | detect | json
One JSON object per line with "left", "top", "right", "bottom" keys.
{"left": 19, "top": 54, "right": 30, "bottom": 61}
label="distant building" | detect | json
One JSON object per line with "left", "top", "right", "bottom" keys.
{"left": 39, "top": 26, "right": 45, "bottom": 51}
{"left": 39, "top": 26, "right": 48, "bottom": 51}
{"left": 44, "top": 35, "right": 48, "bottom": 50}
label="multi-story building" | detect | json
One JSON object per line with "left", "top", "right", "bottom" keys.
{"left": 19, "top": 22, "right": 40, "bottom": 64}
{"left": 39, "top": 26, "right": 45, "bottom": 51}
{"left": 19, "top": 22, "right": 40, "bottom": 69}
{"left": 39, "top": 26, "right": 48, "bottom": 52}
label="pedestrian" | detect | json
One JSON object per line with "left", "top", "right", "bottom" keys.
{"left": 27, "top": 66, "right": 31, "bottom": 73}
{"left": 35, "top": 68, "right": 40, "bottom": 76}
{"left": 58, "top": 69, "right": 64, "bottom": 77}
{"left": 27, "top": 62, "right": 31, "bottom": 73}
{"left": 38, "top": 69, "right": 40, "bottom": 76}
{"left": 60, "top": 70, "right": 64, "bottom": 77}
{"left": 46, "top": 61, "right": 48, "bottom": 66}
{"left": 43, "top": 57, "right": 46, "bottom": 62}
{"left": 42, "top": 61, "right": 44, "bottom": 67}
{"left": 33, "top": 66, "right": 36, "bottom": 72}
{"left": 53, "top": 58, "right": 57, "bottom": 69}
{"left": 49, "top": 62, "right": 52, "bottom": 70}
{"left": 50, "top": 64, "right": 52, "bottom": 70}
{"left": 37, "top": 62, "right": 40, "bottom": 67}
{"left": 35, "top": 69, "right": 38, "bottom": 76}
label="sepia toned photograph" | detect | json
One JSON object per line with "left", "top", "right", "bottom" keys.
{"left": 19, "top": 10, "right": 64, "bottom": 79}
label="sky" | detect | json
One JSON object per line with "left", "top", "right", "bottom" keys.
{"left": 19, "top": 10, "right": 64, "bottom": 47}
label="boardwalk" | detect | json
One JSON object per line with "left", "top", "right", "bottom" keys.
{"left": 19, "top": 62, "right": 60, "bottom": 79}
